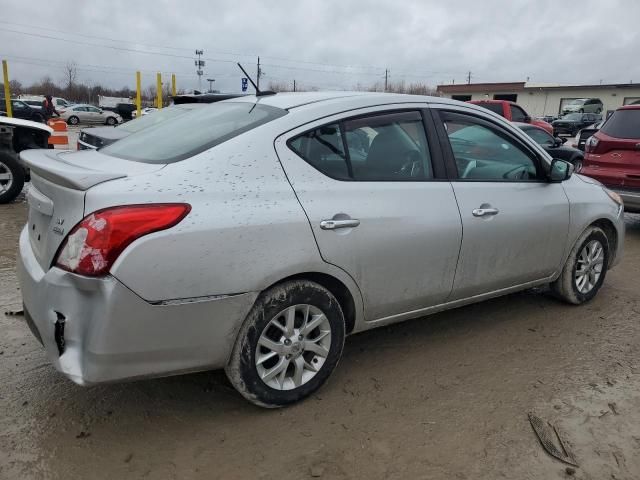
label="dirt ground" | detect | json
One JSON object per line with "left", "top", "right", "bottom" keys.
{"left": 1, "top": 192, "right": 639, "bottom": 480}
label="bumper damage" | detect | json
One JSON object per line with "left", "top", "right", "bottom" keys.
{"left": 17, "top": 226, "right": 257, "bottom": 385}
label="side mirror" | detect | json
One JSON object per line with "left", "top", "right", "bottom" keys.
{"left": 549, "top": 158, "right": 574, "bottom": 182}
{"left": 553, "top": 137, "right": 565, "bottom": 147}
{"left": 523, "top": 115, "right": 532, "bottom": 123}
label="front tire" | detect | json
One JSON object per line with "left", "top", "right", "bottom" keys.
{"left": 226, "top": 280, "right": 346, "bottom": 408}
{"left": 106, "top": 116, "right": 117, "bottom": 126}
{"left": 67, "top": 116, "right": 79, "bottom": 126}
{"left": 0, "top": 150, "right": 25, "bottom": 204}
{"left": 551, "top": 226, "right": 609, "bottom": 304}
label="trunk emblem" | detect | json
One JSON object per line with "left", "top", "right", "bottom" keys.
{"left": 612, "top": 153, "right": 622, "bottom": 158}
{"left": 56, "top": 218, "right": 65, "bottom": 225}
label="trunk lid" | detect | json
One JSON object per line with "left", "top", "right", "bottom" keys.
{"left": 20, "top": 148, "right": 163, "bottom": 270}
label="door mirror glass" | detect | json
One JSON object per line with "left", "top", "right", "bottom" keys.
{"left": 549, "top": 158, "right": 573, "bottom": 182}
{"left": 523, "top": 115, "right": 532, "bottom": 123}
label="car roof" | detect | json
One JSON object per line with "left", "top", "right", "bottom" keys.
{"left": 619, "top": 104, "right": 640, "bottom": 111}
{"left": 227, "top": 91, "right": 468, "bottom": 111}
{"left": 468, "top": 99, "right": 514, "bottom": 105}
{"left": 513, "top": 122, "right": 539, "bottom": 129}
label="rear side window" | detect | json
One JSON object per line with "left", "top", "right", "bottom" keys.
{"left": 102, "top": 102, "right": 287, "bottom": 163}
{"left": 288, "top": 111, "right": 434, "bottom": 181}
{"left": 600, "top": 109, "right": 640, "bottom": 139}
{"left": 288, "top": 124, "right": 350, "bottom": 180}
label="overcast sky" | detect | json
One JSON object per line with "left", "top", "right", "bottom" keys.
{"left": 1, "top": 0, "right": 638, "bottom": 94}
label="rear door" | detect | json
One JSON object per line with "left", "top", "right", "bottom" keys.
{"left": 275, "top": 106, "right": 462, "bottom": 322}
{"left": 432, "top": 107, "right": 569, "bottom": 299}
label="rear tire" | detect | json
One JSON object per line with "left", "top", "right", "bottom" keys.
{"left": 67, "top": 116, "right": 79, "bottom": 126}
{"left": 226, "top": 280, "right": 346, "bottom": 408}
{"left": 0, "top": 150, "right": 25, "bottom": 204}
{"left": 551, "top": 226, "right": 609, "bottom": 304}
{"left": 572, "top": 157, "right": 583, "bottom": 172}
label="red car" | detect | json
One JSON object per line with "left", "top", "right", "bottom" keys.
{"left": 581, "top": 105, "right": 640, "bottom": 212}
{"left": 468, "top": 100, "right": 554, "bottom": 135}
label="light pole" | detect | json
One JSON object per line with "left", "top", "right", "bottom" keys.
{"left": 206, "top": 78, "right": 215, "bottom": 93}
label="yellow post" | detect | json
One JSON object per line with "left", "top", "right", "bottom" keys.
{"left": 171, "top": 74, "right": 176, "bottom": 97}
{"left": 2, "top": 60, "right": 12, "bottom": 118}
{"left": 156, "top": 72, "right": 162, "bottom": 109}
{"left": 136, "top": 71, "right": 141, "bottom": 118}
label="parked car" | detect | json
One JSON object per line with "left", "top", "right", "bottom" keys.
{"left": 0, "top": 116, "right": 51, "bottom": 203}
{"left": 131, "top": 107, "right": 157, "bottom": 119}
{"left": 0, "top": 99, "right": 45, "bottom": 123}
{"left": 573, "top": 120, "right": 605, "bottom": 151}
{"left": 552, "top": 113, "right": 602, "bottom": 136}
{"left": 18, "top": 93, "right": 624, "bottom": 407}
{"left": 468, "top": 100, "right": 554, "bottom": 134}
{"left": 60, "top": 104, "right": 122, "bottom": 126}
{"left": 561, "top": 98, "right": 603, "bottom": 115}
{"left": 515, "top": 123, "right": 584, "bottom": 170}
{"left": 581, "top": 104, "right": 640, "bottom": 212}
{"left": 18, "top": 95, "right": 73, "bottom": 112}
{"left": 78, "top": 103, "right": 204, "bottom": 149}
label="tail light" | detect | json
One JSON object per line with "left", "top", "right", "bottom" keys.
{"left": 54, "top": 204, "right": 191, "bottom": 277}
{"left": 585, "top": 136, "right": 599, "bottom": 153}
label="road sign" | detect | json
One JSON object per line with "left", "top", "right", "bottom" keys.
{"left": 241, "top": 78, "right": 248, "bottom": 92}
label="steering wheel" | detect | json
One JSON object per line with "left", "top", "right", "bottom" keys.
{"left": 502, "top": 164, "right": 531, "bottom": 180}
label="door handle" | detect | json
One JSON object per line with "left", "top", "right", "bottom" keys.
{"left": 320, "top": 219, "right": 360, "bottom": 230}
{"left": 472, "top": 207, "right": 499, "bottom": 217}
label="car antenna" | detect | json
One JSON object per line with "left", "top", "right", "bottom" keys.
{"left": 237, "top": 63, "right": 276, "bottom": 97}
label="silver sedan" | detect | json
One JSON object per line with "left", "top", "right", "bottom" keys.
{"left": 60, "top": 104, "right": 122, "bottom": 126}
{"left": 18, "top": 93, "right": 625, "bottom": 407}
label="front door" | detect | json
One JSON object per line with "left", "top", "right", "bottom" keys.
{"left": 433, "top": 108, "right": 570, "bottom": 299}
{"left": 276, "top": 107, "right": 463, "bottom": 321}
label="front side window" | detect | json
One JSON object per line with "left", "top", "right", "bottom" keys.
{"left": 510, "top": 105, "right": 527, "bottom": 122}
{"left": 525, "top": 127, "right": 555, "bottom": 146}
{"left": 288, "top": 111, "right": 433, "bottom": 181}
{"left": 11, "top": 101, "right": 26, "bottom": 110}
{"left": 440, "top": 111, "right": 539, "bottom": 181}
{"left": 88, "top": 107, "right": 101, "bottom": 113}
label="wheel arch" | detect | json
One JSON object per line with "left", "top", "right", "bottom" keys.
{"left": 591, "top": 218, "right": 618, "bottom": 267}
{"left": 261, "top": 272, "right": 359, "bottom": 334}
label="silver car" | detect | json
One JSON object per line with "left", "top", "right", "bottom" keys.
{"left": 61, "top": 104, "right": 122, "bottom": 126}
{"left": 18, "top": 93, "right": 625, "bottom": 407}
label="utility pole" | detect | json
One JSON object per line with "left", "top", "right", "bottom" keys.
{"left": 256, "top": 56, "right": 262, "bottom": 90}
{"left": 195, "top": 49, "right": 205, "bottom": 92}
{"left": 384, "top": 68, "right": 389, "bottom": 92}
{"left": 206, "top": 78, "right": 215, "bottom": 92}
{"left": 467, "top": 71, "right": 472, "bottom": 85}
{"left": 293, "top": 79, "right": 296, "bottom": 92}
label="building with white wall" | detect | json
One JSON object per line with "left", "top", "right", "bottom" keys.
{"left": 436, "top": 81, "right": 640, "bottom": 118}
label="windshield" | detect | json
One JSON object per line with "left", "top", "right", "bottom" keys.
{"left": 600, "top": 109, "right": 640, "bottom": 139}
{"left": 117, "top": 105, "right": 201, "bottom": 133}
{"left": 475, "top": 103, "right": 504, "bottom": 116}
{"left": 561, "top": 113, "right": 582, "bottom": 121}
{"left": 102, "top": 102, "right": 287, "bottom": 163}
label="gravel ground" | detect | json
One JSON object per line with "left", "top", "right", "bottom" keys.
{"left": 1, "top": 195, "right": 639, "bottom": 480}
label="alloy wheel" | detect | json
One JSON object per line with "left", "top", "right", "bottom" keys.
{"left": 255, "top": 304, "right": 332, "bottom": 390}
{"left": 575, "top": 239, "right": 604, "bottom": 294}
{"left": 0, "top": 161, "right": 14, "bottom": 195}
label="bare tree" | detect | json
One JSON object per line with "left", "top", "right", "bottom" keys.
{"left": 64, "top": 61, "right": 78, "bottom": 89}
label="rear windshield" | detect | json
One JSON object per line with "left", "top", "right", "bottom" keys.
{"left": 102, "top": 102, "right": 287, "bottom": 163}
{"left": 600, "top": 109, "right": 640, "bottom": 139}
{"left": 117, "top": 104, "right": 201, "bottom": 134}
{"left": 475, "top": 103, "right": 504, "bottom": 116}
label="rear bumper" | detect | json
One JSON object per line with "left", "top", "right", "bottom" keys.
{"left": 17, "top": 226, "right": 257, "bottom": 385}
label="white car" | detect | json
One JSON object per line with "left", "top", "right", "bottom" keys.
{"left": 60, "top": 104, "right": 122, "bottom": 126}
{"left": 131, "top": 107, "right": 158, "bottom": 119}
